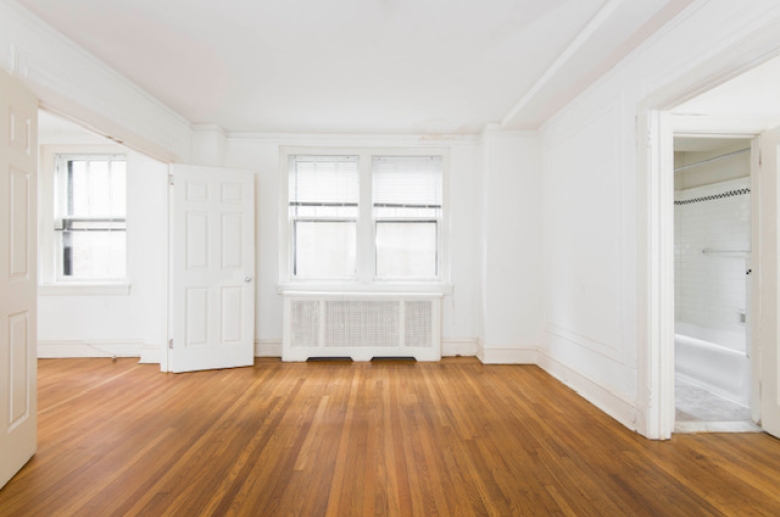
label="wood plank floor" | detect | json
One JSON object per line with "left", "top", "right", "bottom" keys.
{"left": 2, "top": 358, "right": 780, "bottom": 516}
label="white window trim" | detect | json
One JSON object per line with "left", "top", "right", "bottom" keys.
{"left": 38, "top": 144, "right": 131, "bottom": 296}
{"left": 278, "top": 146, "right": 452, "bottom": 294}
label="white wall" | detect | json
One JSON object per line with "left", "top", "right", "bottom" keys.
{"left": 218, "top": 134, "right": 485, "bottom": 353}
{"left": 539, "top": 0, "right": 780, "bottom": 433}
{"left": 478, "top": 128, "right": 543, "bottom": 363}
{"left": 37, "top": 123, "right": 168, "bottom": 359}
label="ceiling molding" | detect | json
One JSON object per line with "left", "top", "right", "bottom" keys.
{"left": 225, "top": 131, "right": 483, "bottom": 145}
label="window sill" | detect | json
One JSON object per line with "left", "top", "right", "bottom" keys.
{"left": 38, "top": 282, "right": 131, "bottom": 296}
{"left": 276, "top": 282, "right": 453, "bottom": 296}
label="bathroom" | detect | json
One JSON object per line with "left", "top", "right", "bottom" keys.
{"left": 673, "top": 137, "right": 757, "bottom": 432}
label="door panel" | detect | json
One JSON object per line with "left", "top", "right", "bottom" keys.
{"left": 0, "top": 69, "right": 38, "bottom": 489}
{"left": 170, "top": 165, "right": 255, "bottom": 373}
{"left": 757, "top": 128, "right": 780, "bottom": 438}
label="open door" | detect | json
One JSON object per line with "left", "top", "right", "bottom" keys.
{"left": 755, "top": 127, "right": 780, "bottom": 438}
{"left": 0, "top": 70, "right": 38, "bottom": 488}
{"left": 169, "top": 165, "right": 255, "bottom": 373}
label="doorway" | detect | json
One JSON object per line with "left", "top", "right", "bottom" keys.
{"left": 671, "top": 136, "right": 759, "bottom": 433}
{"left": 642, "top": 50, "right": 780, "bottom": 439}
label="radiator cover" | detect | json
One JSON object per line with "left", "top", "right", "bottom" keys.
{"left": 282, "top": 292, "right": 442, "bottom": 361}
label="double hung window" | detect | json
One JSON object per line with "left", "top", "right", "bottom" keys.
{"left": 54, "top": 154, "right": 127, "bottom": 280}
{"left": 285, "top": 151, "right": 445, "bottom": 285}
{"left": 373, "top": 156, "right": 442, "bottom": 279}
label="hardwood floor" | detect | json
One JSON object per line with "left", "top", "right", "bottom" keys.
{"left": 2, "top": 358, "right": 780, "bottom": 516}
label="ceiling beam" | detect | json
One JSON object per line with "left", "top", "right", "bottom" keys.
{"left": 501, "top": 0, "right": 626, "bottom": 129}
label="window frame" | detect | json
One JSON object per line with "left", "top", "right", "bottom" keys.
{"left": 39, "top": 144, "right": 131, "bottom": 295}
{"left": 278, "top": 146, "right": 452, "bottom": 294}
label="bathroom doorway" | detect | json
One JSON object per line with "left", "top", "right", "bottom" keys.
{"left": 672, "top": 136, "right": 759, "bottom": 433}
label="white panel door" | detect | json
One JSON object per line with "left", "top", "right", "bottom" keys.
{"left": 170, "top": 165, "right": 255, "bottom": 373}
{"left": 756, "top": 127, "right": 780, "bottom": 438}
{"left": 0, "top": 69, "right": 38, "bottom": 489}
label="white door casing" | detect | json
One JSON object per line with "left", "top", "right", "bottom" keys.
{"left": 0, "top": 69, "right": 38, "bottom": 489}
{"left": 756, "top": 127, "right": 780, "bottom": 438}
{"left": 170, "top": 165, "right": 255, "bottom": 373}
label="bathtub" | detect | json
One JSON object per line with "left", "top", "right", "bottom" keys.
{"left": 675, "top": 322, "right": 750, "bottom": 407}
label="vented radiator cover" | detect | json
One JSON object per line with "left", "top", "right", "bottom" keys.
{"left": 282, "top": 292, "right": 442, "bottom": 362}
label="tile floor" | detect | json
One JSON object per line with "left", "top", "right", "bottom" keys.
{"left": 675, "top": 376, "right": 761, "bottom": 433}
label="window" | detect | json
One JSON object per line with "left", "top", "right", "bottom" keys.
{"left": 289, "top": 155, "right": 359, "bottom": 279}
{"left": 283, "top": 149, "right": 447, "bottom": 288}
{"left": 373, "top": 156, "right": 442, "bottom": 279}
{"left": 53, "top": 154, "right": 127, "bottom": 280}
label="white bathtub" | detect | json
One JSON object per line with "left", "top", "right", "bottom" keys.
{"left": 675, "top": 322, "right": 750, "bottom": 407}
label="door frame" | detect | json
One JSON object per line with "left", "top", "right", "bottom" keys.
{"left": 638, "top": 41, "right": 780, "bottom": 438}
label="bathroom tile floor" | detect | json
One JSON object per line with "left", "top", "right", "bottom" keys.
{"left": 675, "top": 376, "right": 761, "bottom": 433}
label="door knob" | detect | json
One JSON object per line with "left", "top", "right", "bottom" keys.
{"left": 245, "top": 276, "right": 252, "bottom": 283}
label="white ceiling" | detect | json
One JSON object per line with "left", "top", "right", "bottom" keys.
{"left": 18, "top": 0, "right": 694, "bottom": 134}
{"left": 673, "top": 54, "right": 780, "bottom": 134}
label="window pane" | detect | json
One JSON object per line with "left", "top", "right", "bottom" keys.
{"left": 66, "top": 158, "right": 126, "bottom": 218}
{"left": 376, "top": 222, "right": 437, "bottom": 279}
{"left": 87, "top": 160, "right": 111, "bottom": 216}
{"left": 294, "top": 221, "right": 356, "bottom": 278}
{"left": 69, "top": 160, "right": 89, "bottom": 217}
{"left": 63, "top": 231, "right": 126, "bottom": 279}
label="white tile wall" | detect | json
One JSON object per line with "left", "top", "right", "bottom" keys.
{"left": 674, "top": 178, "right": 750, "bottom": 347}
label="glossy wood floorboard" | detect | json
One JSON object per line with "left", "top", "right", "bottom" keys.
{"left": 2, "top": 358, "right": 780, "bottom": 516}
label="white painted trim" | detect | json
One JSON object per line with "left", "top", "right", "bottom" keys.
{"left": 255, "top": 340, "right": 282, "bottom": 357}
{"left": 442, "top": 338, "right": 478, "bottom": 357}
{"left": 139, "top": 344, "right": 163, "bottom": 364}
{"left": 501, "top": 0, "right": 627, "bottom": 127}
{"left": 537, "top": 350, "right": 637, "bottom": 431}
{"left": 636, "top": 108, "right": 676, "bottom": 440}
{"left": 476, "top": 340, "right": 539, "bottom": 364}
{"left": 228, "top": 132, "right": 482, "bottom": 145}
{"left": 38, "top": 339, "right": 144, "bottom": 358}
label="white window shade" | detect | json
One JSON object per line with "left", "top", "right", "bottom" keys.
{"left": 372, "top": 156, "right": 442, "bottom": 218}
{"left": 289, "top": 155, "right": 359, "bottom": 218}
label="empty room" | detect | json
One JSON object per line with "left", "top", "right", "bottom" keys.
{"left": 3, "top": 0, "right": 780, "bottom": 515}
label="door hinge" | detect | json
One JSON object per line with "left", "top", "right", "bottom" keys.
{"left": 168, "top": 338, "right": 174, "bottom": 350}
{"left": 168, "top": 173, "right": 174, "bottom": 186}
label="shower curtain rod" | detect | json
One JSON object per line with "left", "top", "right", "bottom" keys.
{"left": 674, "top": 148, "right": 750, "bottom": 173}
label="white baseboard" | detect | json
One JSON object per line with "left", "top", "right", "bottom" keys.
{"left": 476, "top": 340, "right": 539, "bottom": 364}
{"left": 139, "top": 344, "right": 163, "bottom": 364}
{"left": 442, "top": 338, "right": 478, "bottom": 357}
{"left": 38, "top": 340, "right": 143, "bottom": 358}
{"left": 537, "top": 350, "right": 637, "bottom": 431}
{"left": 255, "top": 339, "right": 282, "bottom": 357}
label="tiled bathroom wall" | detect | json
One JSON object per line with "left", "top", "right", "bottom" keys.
{"left": 674, "top": 177, "right": 750, "bottom": 348}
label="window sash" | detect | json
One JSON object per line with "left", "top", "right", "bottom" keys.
{"left": 54, "top": 154, "right": 127, "bottom": 280}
